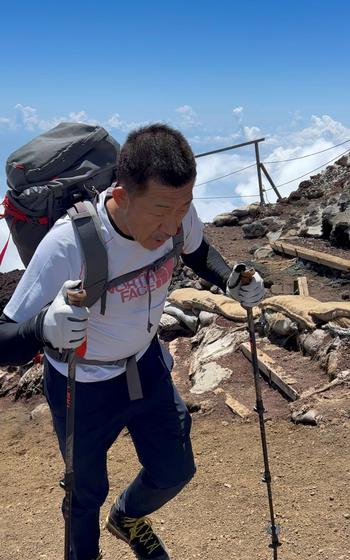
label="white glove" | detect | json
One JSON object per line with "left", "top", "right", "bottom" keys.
{"left": 42, "top": 280, "right": 89, "bottom": 351}
{"left": 226, "top": 263, "right": 265, "bottom": 308}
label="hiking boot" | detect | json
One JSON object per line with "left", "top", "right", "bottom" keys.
{"left": 105, "top": 505, "right": 170, "bottom": 559}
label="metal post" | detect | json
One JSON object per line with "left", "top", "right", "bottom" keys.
{"left": 254, "top": 142, "right": 265, "bottom": 206}
{"left": 195, "top": 138, "right": 265, "bottom": 159}
{"left": 260, "top": 163, "right": 282, "bottom": 200}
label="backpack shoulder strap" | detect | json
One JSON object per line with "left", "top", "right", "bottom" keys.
{"left": 172, "top": 225, "right": 184, "bottom": 260}
{"left": 67, "top": 200, "right": 108, "bottom": 310}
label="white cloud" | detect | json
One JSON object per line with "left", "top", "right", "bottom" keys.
{"left": 196, "top": 153, "right": 249, "bottom": 185}
{"left": 0, "top": 105, "right": 140, "bottom": 133}
{"left": 290, "top": 109, "right": 304, "bottom": 128}
{"left": 189, "top": 132, "right": 241, "bottom": 147}
{"left": 243, "top": 125, "right": 262, "bottom": 141}
{"left": 106, "top": 113, "right": 149, "bottom": 132}
{"left": 290, "top": 114, "right": 349, "bottom": 144}
{"left": 193, "top": 151, "right": 259, "bottom": 221}
{"left": 190, "top": 107, "right": 263, "bottom": 147}
{"left": 194, "top": 198, "right": 238, "bottom": 223}
{"left": 192, "top": 114, "right": 350, "bottom": 222}
{"left": 175, "top": 105, "right": 201, "bottom": 128}
{"left": 176, "top": 105, "right": 193, "bottom": 114}
{"left": 14, "top": 104, "right": 40, "bottom": 129}
{"left": 0, "top": 104, "right": 100, "bottom": 131}
{"left": 106, "top": 113, "right": 124, "bottom": 129}
{"left": 0, "top": 117, "right": 14, "bottom": 128}
{"left": 232, "top": 105, "right": 244, "bottom": 126}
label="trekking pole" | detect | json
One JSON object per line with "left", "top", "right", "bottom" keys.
{"left": 64, "top": 284, "right": 87, "bottom": 560}
{"left": 240, "top": 268, "right": 281, "bottom": 559}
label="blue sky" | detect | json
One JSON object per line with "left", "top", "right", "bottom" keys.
{"left": 1, "top": 0, "right": 350, "bottom": 270}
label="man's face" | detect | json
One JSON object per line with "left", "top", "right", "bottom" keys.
{"left": 115, "top": 179, "right": 195, "bottom": 250}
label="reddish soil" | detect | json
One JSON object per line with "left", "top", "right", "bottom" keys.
{"left": 1, "top": 397, "right": 350, "bottom": 560}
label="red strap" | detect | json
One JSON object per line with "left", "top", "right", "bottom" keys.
{"left": 0, "top": 195, "right": 48, "bottom": 224}
{"left": 0, "top": 228, "right": 11, "bottom": 266}
{"left": 0, "top": 195, "right": 49, "bottom": 266}
{"left": 0, "top": 195, "right": 28, "bottom": 222}
{"left": 76, "top": 340, "right": 87, "bottom": 358}
{"left": 33, "top": 352, "right": 43, "bottom": 364}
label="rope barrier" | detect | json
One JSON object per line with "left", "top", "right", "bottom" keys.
{"left": 193, "top": 146, "right": 349, "bottom": 200}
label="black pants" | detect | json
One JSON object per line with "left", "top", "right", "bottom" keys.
{"left": 44, "top": 338, "right": 196, "bottom": 560}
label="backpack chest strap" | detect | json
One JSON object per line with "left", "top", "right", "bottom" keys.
{"left": 106, "top": 225, "right": 184, "bottom": 291}
{"left": 106, "top": 225, "right": 184, "bottom": 331}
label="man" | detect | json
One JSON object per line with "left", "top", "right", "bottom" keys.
{"left": 0, "top": 124, "right": 264, "bottom": 560}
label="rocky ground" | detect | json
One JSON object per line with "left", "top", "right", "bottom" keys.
{"left": 1, "top": 153, "right": 350, "bottom": 559}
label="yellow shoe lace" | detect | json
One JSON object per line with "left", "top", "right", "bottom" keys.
{"left": 122, "top": 516, "right": 161, "bottom": 555}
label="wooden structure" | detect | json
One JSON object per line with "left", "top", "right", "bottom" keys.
{"left": 270, "top": 241, "right": 350, "bottom": 273}
{"left": 241, "top": 342, "right": 300, "bottom": 401}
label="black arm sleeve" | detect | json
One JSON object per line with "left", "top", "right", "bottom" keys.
{"left": 181, "top": 237, "right": 231, "bottom": 292}
{"left": 0, "top": 312, "right": 46, "bottom": 366}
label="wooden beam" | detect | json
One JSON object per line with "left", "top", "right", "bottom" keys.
{"left": 293, "top": 276, "right": 310, "bottom": 296}
{"left": 241, "top": 342, "right": 300, "bottom": 401}
{"left": 270, "top": 241, "right": 350, "bottom": 273}
{"left": 225, "top": 393, "right": 251, "bottom": 418}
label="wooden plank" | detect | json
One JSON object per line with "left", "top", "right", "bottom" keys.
{"left": 240, "top": 342, "right": 300, "bottom": 401}
{"left": 293, "top": 276, "right": 310, "bottom": 296}
{"left": 270, "top": 241, "right": 350, "bottom": 273}
{"left": 225, "top": 393, "right": 251, "bottom": 418}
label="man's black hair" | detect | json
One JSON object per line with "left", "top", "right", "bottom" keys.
{"left": 117, "top": 123, "right": 197, "bottom": 194}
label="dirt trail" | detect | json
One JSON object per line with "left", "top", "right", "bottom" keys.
{"left": 1, "top": 397, "right": 350, "bottom": 560}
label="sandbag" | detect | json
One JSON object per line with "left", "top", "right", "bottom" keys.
{"left": 163, "top": 303, "right": 198, "bottom": 332}
{"left": 261, "top": 295, "right": 350, "bottom": 331}
{"left": 168, "top": 288, "right": 260, "bottom": 321}
{"left": 311, "top": 301, "right": 350, "bottom": 323}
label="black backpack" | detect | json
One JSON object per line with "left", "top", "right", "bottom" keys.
{"left": 3, "top": 122, "right": 120, "bottom": 267}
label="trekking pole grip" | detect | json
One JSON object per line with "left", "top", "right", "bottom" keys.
{"left": 240, "top": 267, "right": 255, "bottom": 285}
{"left": 66, "top": 282, "right": 87, "bottom": 357}
{"left": 66, "top": 285, "right": 87, "bottom": 307}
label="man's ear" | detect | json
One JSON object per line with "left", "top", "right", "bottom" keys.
{"left": 111, "top": 186, "right": 130, "bottom": 210}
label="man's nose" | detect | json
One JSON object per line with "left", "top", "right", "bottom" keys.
{"left": 160, "top": 218, "right": 179, "bottom": 237}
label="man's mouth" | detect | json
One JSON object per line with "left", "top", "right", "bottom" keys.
{"left": 154, "top": 236, "right": 170, "bottom": 243}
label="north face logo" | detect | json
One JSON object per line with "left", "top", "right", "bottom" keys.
{"left": 108, "top": 258, "right": 174, "bottom": 303}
